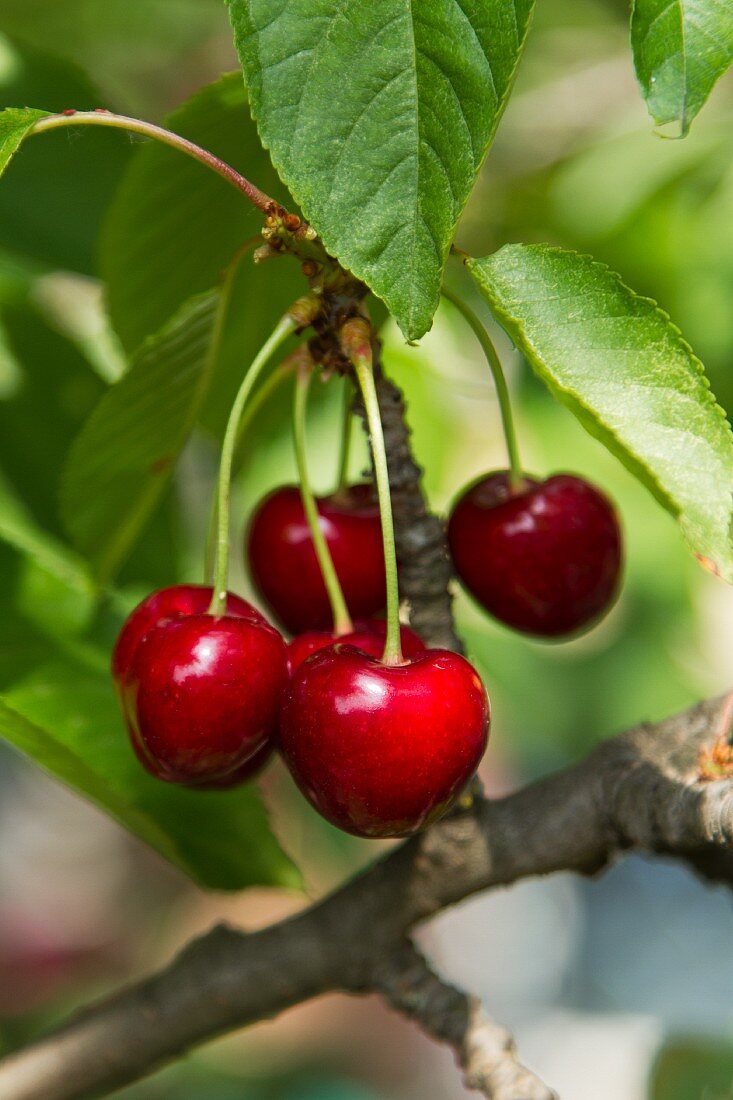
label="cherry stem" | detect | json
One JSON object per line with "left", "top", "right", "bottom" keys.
{"left": 204, "top": 352, "right": 300, "bottom": 581}
{"left": 208, "top": 313, "right": 300, "bottom": 617}
{"left": 293, "top": 366, "right": 353, "bottom": 636}
{"left": 334, "top": 377, "right": 354, "bottom": 496}
{"left": 342, "top": 320, "right": 403, "bottom": 666}
{"left": 30, "top": 111, "right": 274, "bottom": 213}
{"left": 442, "top": 285, "right": 524, "bottom": 493}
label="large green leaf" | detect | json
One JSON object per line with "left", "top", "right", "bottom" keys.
{"left": 100, "top": 72, "right": 296, "bottom": 353}
{"left": 227, "top": 0, "right": 535, "bottom": 342}
{"left": 60, "top": 291, "right": 219, "bottom": 581}
{"left": 0, "top": 656, "right": 298, "bottom": 891}
{"left": 466, "top": 245, "right": 733, "bottom": 581}
{"left": 631, "top": 0, "right": 733, "bottom": 136}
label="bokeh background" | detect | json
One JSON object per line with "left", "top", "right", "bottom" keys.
{"left": 0, "top": 1, "right": 732, "bottom": 1097}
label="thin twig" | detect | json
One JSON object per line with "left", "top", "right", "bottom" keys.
{"left": 378, "top": 941, "right": 556, "bottom": 1100}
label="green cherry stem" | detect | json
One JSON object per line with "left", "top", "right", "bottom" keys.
{"left": 442, "top": 285, "right": 524, "bottom": 493}
{"left": 333, "top": 377, "right": 354, "bottom": 497}
{"left": 208, "top": 305, "right": 314, "bottom": 617}
{"left": 293, "top": 365, "right": 353, "bottom": 636}
{"left": 341, "top": 319, "right": 402, "bottom": 666}
{"left": 30, "top": 110, "right": 274, "bottom": 213}
{"left": 204, "top": 350, "right": 301, "bottom": 581}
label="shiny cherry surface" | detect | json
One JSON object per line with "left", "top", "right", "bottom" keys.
{"left": 286, "top": 619, "right": 424, "bottom": 675}
{"left": 124, "top": 613, "right": 286, "bottom": 784}
{"left": 246, "top": 484, "right": 386, "bottom": 634}
{"left": 280, "top": 646, "right": 489, "bottom": 838}
{"left": 112, "top": 584, "right": 265, "bottom": 689}
{"left": 448, "top": 472, "right": 622, "bottom": 638}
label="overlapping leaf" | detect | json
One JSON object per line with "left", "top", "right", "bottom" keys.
{"left": 60, "top": 291, "right": 219, "bottom": 580}
{"left": 100, "top": 72, "right": 297, "bottom": 353}
{"left": 631, "top": 0, "right": 733, "bottom": 135}
{"left": 228, "top": 0, "right": 535, "bottom": 341}
{"left": 467, "top": 245, "right": 733, "bottom": 580}
{"left": 0, "top": 657, "right": 298, "bottom": 890}
{"left": 0, "top": 466, "right": 96, "bottom": 630}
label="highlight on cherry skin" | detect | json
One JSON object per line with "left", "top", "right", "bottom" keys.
{"left": 111, "top": 584, "right": 266, "bottom": 690}
{"left": 246, "top": 483, "right": 386, "bottom": 634}
{"left": 448, "top": 471, "right": 623, "bottom": 638}
{"left": 112, "top": 585, "right": 285, "bottom": 786}
{"left": 286, "top": 618, "right": 425, "bottom": 676}
{"left": 279, "top": 645, "right": 490, "bottom": 839}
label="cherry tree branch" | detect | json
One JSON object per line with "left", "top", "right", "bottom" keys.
{"left": 0, "top": 691, "right": 731, "bottom": 1100}
{"left": 377, "top": 941, "right": 556, "bottom": 1099}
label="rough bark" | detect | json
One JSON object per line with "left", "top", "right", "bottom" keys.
{"left": 0, "top": 692, "right": 730, "bottom": 1100}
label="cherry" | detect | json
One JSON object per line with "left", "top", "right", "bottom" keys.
{"left": 448, "top": 472, "right": 622, "bottom": 637}
{"left": 120, "top": 611, "right": 286, "bottom": 785}
{"left": 287, "top": 619, "right": 425, "bottom": 676}
{"left": 280, "top": 646, "right": 489, "bottom": 838}
{"left": 246, "top": 484, "right": 386, "bottom": 634}
{"left": 185, "top": 740, "right": 274, "bottom": 789}
{"left": 112, "top": 584, "right": 265, "bottom": 691}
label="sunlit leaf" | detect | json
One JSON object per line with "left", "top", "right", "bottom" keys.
{"left": 467, "top": 244, "right": 733, "bottom": 580}
{"left": 631, "top": 0, "right": 733, "bottom": 135}
{"left": 228, "top": 0, "right": 535, "bottom": 341}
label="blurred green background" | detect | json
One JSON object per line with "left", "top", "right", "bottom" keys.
{"left": 0, "top": 1, "right": 731, "bottom": 1097}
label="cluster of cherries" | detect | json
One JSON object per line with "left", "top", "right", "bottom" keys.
{"left": 112, "top": 466, "right": 621, "bottom": 839}
{"left": 111, "top": 296, "right": 622, "bottom": 841}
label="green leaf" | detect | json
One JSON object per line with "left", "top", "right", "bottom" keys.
{"left": 0, "top": 34, "right": 133, "bottom": 273}
{"left": 0, "top": 106, "right": 46, "bottom": 177}
{"left": 227, "top": 0, "right": 535, "bottom": 342}
{"left": 0, "top": 466, "right": 95, "bottom": 611}
{"left": 60, "top": 291, "right": 219, "bottom": 581}
{"left": 631, "top": 0, "right": 733, "bottom": 136}
{"left": 651, "top": 1037, "right": 733, "bottom": 1099}
{"left": 0, "top": 297, "right": 105, "bottom": 536}
{"left": 0, "top": 656, "right": 298, "bottom": 891}
{"left": 466, "top": 244, "right": 733, "bottom": 581}
{"left": 100, "top": 72, "right": 295, "bottom": 353}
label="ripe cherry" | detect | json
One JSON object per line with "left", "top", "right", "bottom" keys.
{"left": 122, "top": 613, "right": 286, "bottom": 785}
{"left": 448, "top": 472, "right": 622, "bottom": 637}
{"left": 286, "top": 619, "right": 425, "bottom": 675}
{"left": 246, "top": 484, "right": 386, "bottom": 634}
{"left": 186, "top": 740, "right": 274, "bottom": 789}
{"left": 280, "top": 646, "right": 489, "bottom": 838}
{"left": 112, "top": 584, "right": 265, "bottom": 691}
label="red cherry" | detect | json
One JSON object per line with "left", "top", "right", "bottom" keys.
{"left": 112, "top": 584, "right": 265, "bottom": 690}
{"left": 287, "top": 619, "right": 425, "bottom": 675}
{"left": 185, "top": 740, "right": 274, "bottom": 789}
{"left": 280, "top": 646, "right": 489, "bottom": 838}
{"left": 125, "top": 720, "right": 274, "bottom": 788}
{"left": 246, "top": 484, "right": 386, "bottom": 634}
{"left": 448, "top": 472, "right": 622, "bottom": 638}
{"left": 123, "top": 614, "right": 286, "bottom": 784}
